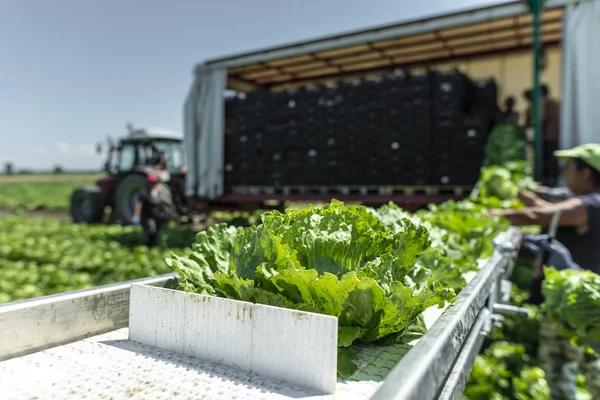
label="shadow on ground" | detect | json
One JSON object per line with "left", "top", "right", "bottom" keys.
{"left": 105, "top": 227, "right": 198, "bottom": 249}
{"left": 106, "top": 215, "right": 263, "bottom": 249}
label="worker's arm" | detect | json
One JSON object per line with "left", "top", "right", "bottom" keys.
{"left": 534, "top": 186, "right": 572, "bottom": 202}
{"left": 518, "top": 189, "right": 552, "bottom": 207}
{"left": 134, "top": 202, "right": 142, "bottom": 217}
{"left": 533, "top": 185, "right": 552, "bottom": 196}
{"left": 132, "top": 190, "right": 148, "bottom": 225}
{"left": 489, "top": 197, "right": 588, "bottom": 227}
{"left": 131, "top": 202, "right": 142, "bottom": 225}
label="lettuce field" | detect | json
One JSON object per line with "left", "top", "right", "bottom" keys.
{"left": 0, "top": 174, "right": 100, "bottom": 211}
{"left": 0, "top": 215, "right": 195, "bottom": 304}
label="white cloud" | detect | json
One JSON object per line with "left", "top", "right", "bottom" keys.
{"left": 74, "top": 143, "right": 97, "bottom": 156}
{"left": 0, "top": 142, "right": 104, "bottom": 171}
{"left": 33, "top": 146, "right": 48, "bottom": 156}
{"left": 56, "top": 141, "right": 71, "bottom": 154}
{"left": 55, "top": 142, "right": 97, "bottom": 156}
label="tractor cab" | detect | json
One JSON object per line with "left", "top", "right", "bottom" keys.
{"left": 104, "top": 127, "right": 186, "bottom": 177}
{"left": 70, "top": 125, "right": 187, "bottom": 226}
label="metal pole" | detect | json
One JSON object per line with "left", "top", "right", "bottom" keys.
{"left": 527, "top": 0, "right": 545, "bottom": 181}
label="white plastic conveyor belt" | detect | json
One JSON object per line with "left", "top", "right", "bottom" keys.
{"left": 0, "top": 228, "right": 520, "bottom": 400}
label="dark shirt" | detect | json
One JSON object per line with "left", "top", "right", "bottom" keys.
{"left": 555, "top": 193, "right": 600, "bottom": 274}
{"left": 140, "top": 187, "right": 168, "bottom": 222}
{"left": 529, "top": 192, "right": 600, "bottom": 305}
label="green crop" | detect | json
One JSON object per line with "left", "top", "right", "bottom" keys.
{"left": 0, "top": 180, "right": 94, "bottom": 211}
{"left": 0, "top": 215, "right": 193, "bottom": 304}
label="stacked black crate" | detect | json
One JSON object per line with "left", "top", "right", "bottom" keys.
{"left": 380, "top": 70, "right": 411, "bottom": 185}
{"left": 229, "top": 90, "right": 271, "bottom": 186}
{"left": 463, "top": 79, "right": 500, "bottom": 184}
{"left": 311, "top": 84, "right": 344, "bottom": 186}
{"left": 332, "top": 79, "right": 365, "bottom": 186}
{"left": 354, "top": 78, "right": 386, "bottom": 186}
{"left": 285, "top": 85, "right": 322, "bottom": 186}
{"left": 409, "top": 71, "right": 434, "bottom": 185}
{"left": 263, "top": 90, "right": 289, "bottom": 186}
{"left": 459, "top": 114, "right": 493, "bottom": 184}
{"left": 224, "top": 69, "right": 499, "bottom": 191}
{"left": 224, "top": 95, "right": 240, "bottom": 186}
{"left": 245, "top": 90, "right": 273, "bottom": 186}
{"left": 388, "top": 71, "right": 434, "bottom": 186}
{"left": 301, "top": 84, "right": 329, "bottom": 186}
{"left": 431, "top": 70, "right": 479, "bottom": 186}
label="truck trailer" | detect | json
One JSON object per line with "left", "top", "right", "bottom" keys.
{"left": 182, "top": 0, "right": 599, "bottom": 210}
{"left": 183, "top": 0, "right": 578, "bottom": 214}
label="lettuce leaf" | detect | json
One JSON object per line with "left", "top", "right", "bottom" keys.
{"left": 542, "top": 267, "right": 600, "bottom": 342}
{"left": 168, "top": 200, "right": 456, "bottom": 376}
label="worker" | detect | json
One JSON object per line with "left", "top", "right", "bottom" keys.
{"left": 148, "top": 151, "right": 166, "bottom": 169}
{"left": 499, "top": 96, "right": 520, "bottom": 124}
{"left": 523, "top": 84, "right": 561, "bottom": 186}
{"left": 132, "top": 174, "right": 172, "bottom": 247}
{"left": 490, "top": 143, "right": 600, "bottom": 400}
{"left": 147, "top": 151, "right": 170, "bottom": 183}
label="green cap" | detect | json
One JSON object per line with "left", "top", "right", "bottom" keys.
{"left": 554, "top": 143, "right": 600, "bottom": 172}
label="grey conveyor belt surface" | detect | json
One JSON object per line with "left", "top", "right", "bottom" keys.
{"left": 0, "top": 326, "right": 423, "bottom": 400}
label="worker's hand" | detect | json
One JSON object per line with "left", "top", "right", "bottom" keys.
{"left": 488, "top": 209, "right": 506, "bottom": 217}
{"left": 521, "top": 234, "right": 581, "bottom": 271}
{"left": 520, "top": 234, "right": 546, "bottom": 254}
{"left": 517, "top": 189, "right": 538, "bottom": 205}
{"left": 533, "top": 186, "right": 552, "bottom": 196}
{"left": 131, "top": 215, "right": 141, "bottom": 225}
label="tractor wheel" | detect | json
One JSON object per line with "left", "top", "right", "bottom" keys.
{"left": 70, "top": 187, "right": 105, "bottom": 224}
{"left": 115, "top": 173, "right": 146, "bottom": 226}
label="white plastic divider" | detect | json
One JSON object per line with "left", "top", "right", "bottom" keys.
{"left": 129, "top": 284, "right": 338, "bottom": 394}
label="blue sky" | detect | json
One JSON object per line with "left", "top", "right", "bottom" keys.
{"left": 0, "top": 0, "right": 502, "bottom": 171}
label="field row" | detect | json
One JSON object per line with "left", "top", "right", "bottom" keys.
{"left": 0, "top": 216, "right": 195, "bottom": 303}
{"left": 0, "top": 176, "right": 96, "bottom": 211}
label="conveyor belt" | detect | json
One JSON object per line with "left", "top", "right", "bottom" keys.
{"left": 0, "top": 285, "right": 453, "bottom": 400}
{"left": 0, "top": 327, "right": 416, "bottom": 400}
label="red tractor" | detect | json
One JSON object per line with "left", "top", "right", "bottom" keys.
{"left": 70, "top": 126, "right": 188, "bottom": 225}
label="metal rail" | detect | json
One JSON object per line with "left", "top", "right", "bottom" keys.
{"left": 437, "top": 308, "right": 491, "bottom": 400}
{"left": 370, "top": 227, "right": 520, "bottom": 400}
{"left": 0, "top": 273, "right": 179, "bottom": 362}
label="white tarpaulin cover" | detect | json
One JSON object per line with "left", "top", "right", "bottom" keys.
{"left": 184, "top": 66, "right": 227, "bottom": 199}
{"left": 560, "top": 0, "right": 600, "bottom": 149}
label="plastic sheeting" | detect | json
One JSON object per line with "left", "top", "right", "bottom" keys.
{"left": 560, "top": 0, "right": 600, "bottom": 150}
{"left": 183, "top": 66, "right": 227, "bottom": 199}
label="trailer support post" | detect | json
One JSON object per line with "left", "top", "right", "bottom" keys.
{"left": 526, "top": 0, "right": 546, "bottom": 181}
